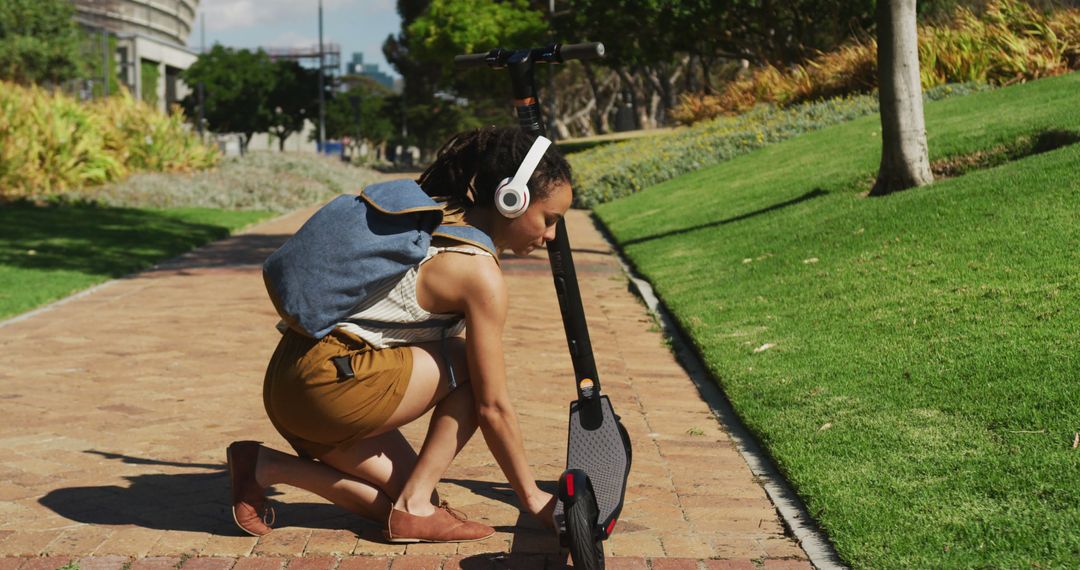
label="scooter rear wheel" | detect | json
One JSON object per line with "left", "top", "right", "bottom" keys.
{"left": 566, "top": 483, "right": 605, "bottom": 570}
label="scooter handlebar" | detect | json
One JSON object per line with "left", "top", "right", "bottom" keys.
{"left": 453, "top": 42, "right": 605, "bottom": 69}
{"left": 558, "top": 42, "right": 605, "bottom": 62}
{"left": 452, "top": 52, "right": 492, "bottom": 68}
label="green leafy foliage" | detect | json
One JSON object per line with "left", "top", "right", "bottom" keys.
{"left": 407, "top": 0, "right": 547, "bottom": 72}
{"left": 595, "top": 72, "right": 1080, "bottom": 569}
{"left": 557, "top": 0, "right": 875, "bottom": 68}
{"left": 325, "top": 78, "right": 395, "bottom": 143}
{"left": 0, "top": 81, "right": 218, "bottom": 198}
{"left": 267, "top": 60, "right": 320, "bottom": 151}
{"left": 0, "top": 0, "right": 85, "bottom": 85}
{"left": 140, "top": 59, "right": 160, "bottom": 106}
{"left": 180, "top": 45, "right": 278, "bottom": 149}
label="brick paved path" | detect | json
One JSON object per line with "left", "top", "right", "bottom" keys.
{"left": 0, "top": 197, "right": 812, "bottom": 569}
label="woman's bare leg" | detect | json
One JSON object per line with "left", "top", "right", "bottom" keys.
{"left": 370, "top": 337, "right": 478, "bottom": 516}
{"left": 250, "top": 337, "right": 475, "bottom": 520}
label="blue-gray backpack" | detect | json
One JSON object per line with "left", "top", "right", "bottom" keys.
{"left": 262, "top": 179, "right": 496, "bottom": 339}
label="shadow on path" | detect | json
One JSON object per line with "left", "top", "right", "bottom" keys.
{"left": 38, "top": 450, "right": 360, "bottom": 535}
{"left": 151, "top": 233, "right": 292, "bottom": 271}
{"left": 38, "top": 451, "right": 553, "bottom": 542}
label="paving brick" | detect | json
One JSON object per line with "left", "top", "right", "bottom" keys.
{"left": 231, "top": 557, "right": 285, "bottom": 570}
{"left": 454, "top": 535, "right": 509, "bottom": 557}
{"left": 760, "top": 560, "right": 813, "bottom": 570}
{"left": 606, "top": 533, "right": 664, "bottom": 558}
{"left": 284, "top": 556, "right": 337, "bottom": 570}
{"left": 335, "top": 557, "right": 389, "bottom": 570}
{"left": 649, "top": 559, "right": 699, "bottom": 570}
{"left": 602, "top": 558, "right": 649, "bottom": 570}
{"left": 0, "top": 532, "right": 62, "bottom": 557}
{"left": 93, "top": 528, "right": 165, "bottom": 558}
{"left": 0, "top": 558, "right": 24, "bottom": 570}
{"left": 44, "top": 528, "right": 114, "bottom": 557}
{"left": 657, "top": 533, "right": 714, "bottom": 559}
{"left": 702, "top": 561, "right": 756, "bottom": 570}
{"left": 75, "top": 556, "right": 130, "bottom": 570}
{"left": 402, "top": 542, "right": 458, "bottom": 557}
{"left": 506, "top": 531, "right": 559, "bottom": 554}
{"left": 251, "top": 531, "right": 311, "bottom": 558}
{"left": 128, "top": 557, "right": 184, "bottom": 570}
{"left": 17, "top": 556, "right": 74, "bottom": 570}
{"left": 304, "top": 531, "right": 357, "bottom": 557}
{"left": 180, "top": 557, "right": 236, "bottom": 570}
{"left": 386, "top": 556, "right": 442, "bottom": 570}
{"left": 147, "top": 533, "right": 210, "bottom": 558}
{"left": 758, "top": 539, "right": 807, "bottom": 560}
{"left": 200, "top": 536, "right": 258, "bottom": 558}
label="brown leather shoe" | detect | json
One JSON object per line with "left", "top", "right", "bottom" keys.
{"left": 385, "top": 502, "right": 495, "bottom": 543}
{"left": 226, "top": 441, "right": 275, "bottom": 537}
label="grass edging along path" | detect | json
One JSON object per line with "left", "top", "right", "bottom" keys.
{"left": 594, "top": 71, "right": 1080, "bottom": 568}
{"left": 0, "top": 204, "right": 274, "bottom": 321}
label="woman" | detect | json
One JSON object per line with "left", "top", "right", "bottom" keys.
{"left": 226, "top": 126, "right": 574, "bottom": 544}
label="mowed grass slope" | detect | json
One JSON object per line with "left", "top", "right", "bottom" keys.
{"left": 595, "top": 72, "right": 1080, "bottom": 568}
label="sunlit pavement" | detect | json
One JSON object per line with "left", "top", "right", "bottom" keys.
{"left": 0, "top": 182, "right": 811, "bottom": 569}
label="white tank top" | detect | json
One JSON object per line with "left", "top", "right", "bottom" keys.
{"left": 335, "top": 245, "right": 494, "bottom": 348}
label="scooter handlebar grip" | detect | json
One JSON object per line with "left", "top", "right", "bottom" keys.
{"left": 559, "top": 42, "right": 605, "bottom": 62}
{"left": 454, "top": 53, "right": 490, "bottom": 68}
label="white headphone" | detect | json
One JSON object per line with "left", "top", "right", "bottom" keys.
{"left": 494, "top": 135, "right": 552, "bottom": 219}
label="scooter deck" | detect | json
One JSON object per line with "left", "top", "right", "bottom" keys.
{"left": 553, "top": 395, "right": 632, "bottom": 538}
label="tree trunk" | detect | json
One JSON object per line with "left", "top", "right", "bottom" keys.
{"left": 871, "top": 0, "right": 933, "bottom": 196}
{"left": 582, "top": 63, "right": 608, "bottom": 134}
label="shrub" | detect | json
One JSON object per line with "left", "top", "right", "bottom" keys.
{"left": 0, "top": 81, "right": 218, "bottom": 199}
{"left": 53, "top": 151, "right": 383, "bottom": 213}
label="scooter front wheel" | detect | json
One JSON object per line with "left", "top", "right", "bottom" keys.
{"left": 566, "top": 483, "right": 605, "bottom": 570}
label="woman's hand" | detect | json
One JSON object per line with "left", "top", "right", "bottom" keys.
{"left": 526, "top": 489, "right": 557, "bottom": 530}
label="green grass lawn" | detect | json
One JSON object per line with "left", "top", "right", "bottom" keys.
{"left": 0, "top": 204, "right": 274, "bottom": 320}
{"left": 594, "top": 72, "right": 1080, "bottom": 568}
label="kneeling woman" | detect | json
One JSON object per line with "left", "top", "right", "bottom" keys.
{"left": 226, "top": 126, "right": 574, "bottom": 543}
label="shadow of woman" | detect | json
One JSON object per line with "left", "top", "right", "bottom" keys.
{"left": 37, "top": 450, "right": 565, "bottom": 548}
{"left": 37, "top": 450, "right": 368, "bottom": 536}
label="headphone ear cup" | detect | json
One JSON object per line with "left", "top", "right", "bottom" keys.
{"left": 495, "top": 178, "right": 529, "bottom": 218}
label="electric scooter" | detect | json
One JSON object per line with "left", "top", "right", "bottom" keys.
{"left": 455, "top": 43, "right": 632, "bottom": 570}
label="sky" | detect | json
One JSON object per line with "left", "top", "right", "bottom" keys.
{"left": 186, "top": 0, "right": 403, "bottom": 79}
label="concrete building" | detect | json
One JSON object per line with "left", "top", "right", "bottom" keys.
{"left": 345, "top": 52, "right": 397, "bottom": 91}
{"left": 72, "top": 0, "right": 200, "bottom": 113}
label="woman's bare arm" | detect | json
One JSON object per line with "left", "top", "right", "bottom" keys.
{"left": 417, "top": 252, "right": 551, "bottom": 516}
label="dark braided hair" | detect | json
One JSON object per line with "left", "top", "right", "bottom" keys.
{"left": 417, "top": 126, "right": 572, "bottom": 208}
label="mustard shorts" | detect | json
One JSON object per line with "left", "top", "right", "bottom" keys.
{"left": 263, "top": 328, "right": 413, "bottom": 459}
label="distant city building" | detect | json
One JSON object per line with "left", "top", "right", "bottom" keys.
{"left": 345, "top": 53, "right": 396, "bottom": 91}
{"left": 72, "top": 0, "right": 199, "bottom": 113}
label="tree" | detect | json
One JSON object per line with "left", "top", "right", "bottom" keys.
{"left": 180, "top": 45, "right": 278, "bottom": 152}
{"left": 267, "top": 60, "right": 319, "bottom": 151}
{"left": 325, "top": 78, "right": 396, "bottom": 160}
{"left": 384, "top": 0, "right": 545, "bottom": 155}
{"left": 0, "top": 0, "right": 86, "bottom": 85}
{"left": 871, "top": 0, "right": 933, "bottom": 196}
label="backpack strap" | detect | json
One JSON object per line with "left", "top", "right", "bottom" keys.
{"left": 433, "top": 224, "right": 498, "bottom": 260}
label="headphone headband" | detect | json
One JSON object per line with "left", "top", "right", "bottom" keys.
{"left": 505, "top": 135, "right": 552, "bottom": 191}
